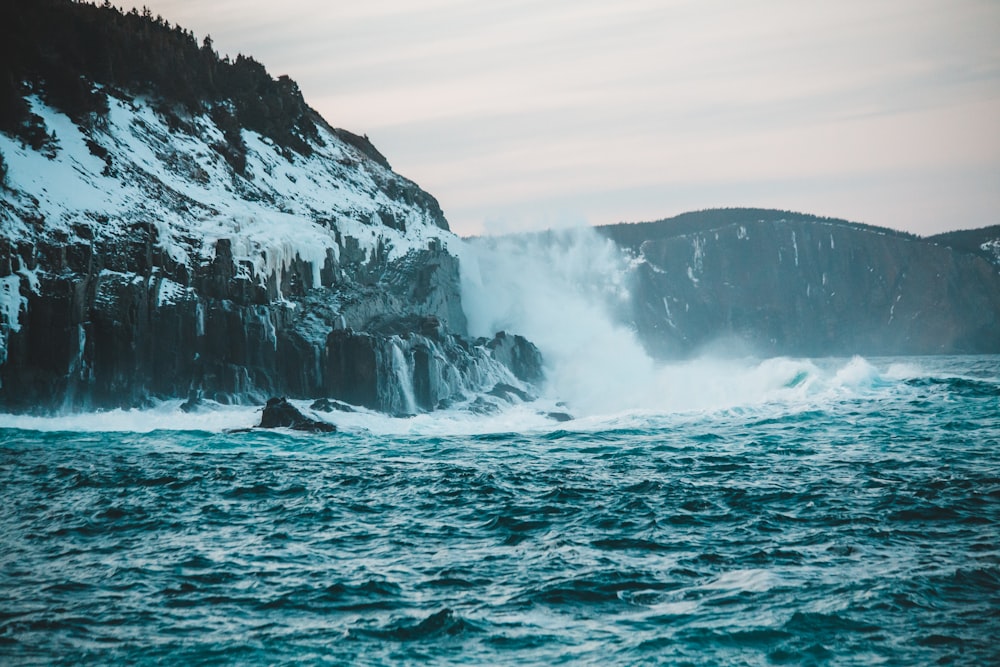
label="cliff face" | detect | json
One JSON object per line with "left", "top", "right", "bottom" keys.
{"left": 0, "top": 90, "right": 539, "bottom": 414}
{"left": 600, "top": 214, "right": 1000, "bottom": 358}
{"left": 926, "top": 225, "right": 1000, "bottom": 269}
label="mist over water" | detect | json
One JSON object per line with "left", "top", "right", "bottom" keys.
{"left": 460, "top": 228, "right": 652, "bottom": 414}
{"left": 459, "top": 228, "right": 856, "bottom": 417}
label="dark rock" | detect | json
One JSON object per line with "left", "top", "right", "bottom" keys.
{"left": 545, "top": 411, "right": 574, "bottom": 422}
{"left": 179, "top": 391, "right": 206, "bottom": 413}
{"left": 435, "top": 397, "right": 457, "bottom": 410}
{"left": 487, "top": 382, "right": 534, "bottom": 402}
{"left": 310, "top": 397, "right": 356, "bottom": 413}
{"left": 486, "top": 332, "right": 544, "bottom": 384}
{"left": 369, "top": 314, "right": 444, "bottom": 340}
{"left": 259, "top": 397, "right": 335, "bottom": 432}
{"left": 323, "top": 329, "right": 380, "bottom": 409}
{"left": 467, "top": 396, "right": 503, "bottom": 415}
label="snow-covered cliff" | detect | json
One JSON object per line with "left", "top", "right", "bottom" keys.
{"left": 0, "top": 92, "right": 540, "bottom": 413}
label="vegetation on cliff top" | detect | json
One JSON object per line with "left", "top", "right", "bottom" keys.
{"left": 595, "top": 208, "right": 920, "bottom": 252}
{"left": 0, "top": 0, "right": 318, "bottom": 162}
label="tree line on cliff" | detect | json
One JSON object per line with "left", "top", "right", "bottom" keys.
{"left": 0, "top": 0, "right": 318, "bottom": 168}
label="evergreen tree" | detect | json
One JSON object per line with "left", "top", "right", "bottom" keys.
{"left": 0, "top": 0, "right": 318, "bottom": 154}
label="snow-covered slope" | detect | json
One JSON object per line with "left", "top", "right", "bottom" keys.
{"left": 0, "top": 92, "right": 452, "bottom": 294}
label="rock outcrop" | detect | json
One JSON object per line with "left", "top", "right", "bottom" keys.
{"left": 0, "top": 220, "right": 540, "bottom": 414}
{"left": 259, "top": 397, "right": 335, "bottom": 433}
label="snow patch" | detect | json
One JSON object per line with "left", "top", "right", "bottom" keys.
{"left": 157, "top": 277, "right": 190, "bottom": 307}
{"left": 981, "top": 238, "right": 1000, "bottom": 266}
{"left": 662, "top": 297, "right": 677, "bottom": 329}
{"left": 0, "top": 275, "right": 26, "bottom": 333}
{"left": 691, "top": 236, "right": 705, "bottom": 272}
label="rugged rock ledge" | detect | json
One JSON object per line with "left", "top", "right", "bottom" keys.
{"left": 0, "top": 227, "right": 542, "bottom": 414}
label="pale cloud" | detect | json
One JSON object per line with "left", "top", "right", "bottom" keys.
{"left": 136, "top": 0, "right": 1000, "bottom": 235}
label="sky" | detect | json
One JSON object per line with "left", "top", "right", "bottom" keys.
{"left": 136, "top": 0, "right": 999, "bottom": 236}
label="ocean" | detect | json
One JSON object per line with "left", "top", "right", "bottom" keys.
{"left": 1, "top": 354, "right": 997, "bottom": 665}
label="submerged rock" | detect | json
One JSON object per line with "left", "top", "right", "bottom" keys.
{"left": 179, "top": 390, "right": 206, "bottom": 413}
{"left": 310, "top": 397, "right": 356, "bottom": 413}
{"left": 487, "top": 382, "right": 534, "bottom": 402}
{"left": 545, "top": 411, "right": 574, "bottom": 422}
{"left": 467, "top": 396, "right": 504, "bottom": 416}
{"left": 259, "top": 397, "right": 336, "bottom": 432}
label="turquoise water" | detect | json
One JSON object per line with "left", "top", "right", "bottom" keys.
{"left": 1, "top": 356, "right": 998, "bottom": 665}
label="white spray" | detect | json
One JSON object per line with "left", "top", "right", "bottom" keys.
{"left": 457, "top": 227, "right": 852, "bottom": 417}
{"left": 390, "top": 338, "right": 417, "bottom": 416}
{"left": 459, "top": 228, "right": 655, "bottom": 414}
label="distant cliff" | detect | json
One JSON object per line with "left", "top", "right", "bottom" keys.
{"left": 926, "top": 225, "right": 1000, "bottom": 269}
{"left": 598, "top": 210, "right": 1000, "bottom": 358}
{"left": 0, "top": 0, "right": 541, "bottom": 414}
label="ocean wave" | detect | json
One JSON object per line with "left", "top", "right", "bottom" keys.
{"left": 0, "top": 356, "right": 996, "bottom": 446}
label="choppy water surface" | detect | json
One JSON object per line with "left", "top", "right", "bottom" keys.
{"left": 1, "top": 356, "right": 998, "bottom": 665}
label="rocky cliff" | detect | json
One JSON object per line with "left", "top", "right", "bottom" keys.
{"left": 598, "top": 210, "right": 1000, "bottom": 358}
{"left": 0, "top": 2, "right": 541, "bottom": 414}
{"left": 926, "top": 225, "right": 1000, "bottom": 269}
